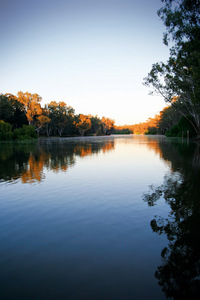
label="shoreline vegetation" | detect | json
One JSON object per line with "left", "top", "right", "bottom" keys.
{"left": 0, "top": 92, "right": 116, "bottom": 141}
{"left": 0, "top": 91, "right": 198, "bottom": 141}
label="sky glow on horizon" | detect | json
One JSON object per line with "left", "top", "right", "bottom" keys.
{"left": 0, "top": 0, "right": 170, "bottom": 125}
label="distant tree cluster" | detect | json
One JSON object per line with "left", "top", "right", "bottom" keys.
{"left": 0, "top": 92, "right": 115, "bottom": 140}
{"left": 114, "top": 101, "right": 196, "bottom": 138}
{"left": 114, "top": 114, "right": 161, "bottom": 135}
{"left": 132, "top": 114, "right": 161, "bottom": 135}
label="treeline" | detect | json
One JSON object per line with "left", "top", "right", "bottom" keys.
{"left": 115, "top": 114, "right": 161, "bottom": 135}
{"left": 1, "top": 91, "right": 196, "bottom": 140}
{"left": 0, "top": 92, "right": 115, "bottom": 140}
{"left": 113, "top": 126, "right": 133, "bottom": 134}
{"left": 116, "top": 103, "right": 197, "bottom": 138}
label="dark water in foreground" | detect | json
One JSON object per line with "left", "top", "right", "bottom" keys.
{"left": 0, "top": 135, "right": 200, "bottom": 299}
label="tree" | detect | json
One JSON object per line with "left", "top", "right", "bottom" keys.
{"left": 45, "top": 101, "right": 75, "bottom": 136}
{"left": 0, "top": 94, "right": 28, "bottom": 128}
{"left": 158, "top": 105, "right": 182, "bottom": 134}
{"left": 17, "top": 91, "right": 42, "bottom": 125}
{"left": 36, "top": 115, "right": 51, "bottom": 136}
{"left": 86, "top": 115, "right": 102, "bottom": 135}
{"left": 75, "top": 114, "right": 92, "bottom": 136}
{"left": 56, "top": 102, "right": 75, "bottom": 137}
{"left": 101, "top": 117, "right": 115, "bottom": 135}
{"left": 144, "top": 0, "right": 200, "bottom": 137}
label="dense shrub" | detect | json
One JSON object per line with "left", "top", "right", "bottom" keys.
{"left": 13, "top": 125, "right": 37, "bottom": 140}
{"left": 0, "top": 121, "right": 13, "bottom": 140}
{"left": 0, "top": 121, "right": 37, "bottom": 140}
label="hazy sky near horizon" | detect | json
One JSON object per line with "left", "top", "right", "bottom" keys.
{"left": 0, "top": 0, "right": 169, "bottom": 125}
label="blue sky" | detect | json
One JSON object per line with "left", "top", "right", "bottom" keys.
{"left": 0, "top": 0, "right": 169, "bottom": 125}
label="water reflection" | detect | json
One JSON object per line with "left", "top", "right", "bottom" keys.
{"left": 0, "top": 137, "right": 115, "bottom": 184}
{"left": 143, "top": 140, "right": 200, "bottom": 298}
{"left": 2, "top": 135, "right": 199, "bottom": 298}
{"left": 0, "top": 142, "right": 33, "bottom": 183}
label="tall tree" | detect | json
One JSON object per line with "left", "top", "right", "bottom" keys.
{"left": 144, "top": 0, "right": 200, "bottom": 137}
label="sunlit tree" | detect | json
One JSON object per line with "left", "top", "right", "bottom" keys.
{"left": 75, "top": 114, "right": 92, "bottom": 136}
{"left": 101, "top": 117, "right": 115, "bottom": 135}
{"left": 36, "top": 115, "right": 51, "bottom": 136}
{"left": 17, "top": 91, "right": 42, "bottom": 125}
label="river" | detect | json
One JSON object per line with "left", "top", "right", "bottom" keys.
{"left": 0, "top": 135, "right": 199, "bottom": 299}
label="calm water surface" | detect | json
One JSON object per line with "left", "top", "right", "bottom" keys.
{"left": 0, "top": 135, "right": 199, "bottom": 299}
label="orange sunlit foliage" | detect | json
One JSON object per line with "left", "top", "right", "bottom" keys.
{"left": 37, "top": 115, "right": 51, "bottom": 127}
{"left": 48, "top": 101, "right": 59, "bottom": 108}
{"left": 101, "top": 117, "right": 115, "bottom": 134}
{"left": 37, "top": 115, "right": 51, "bottom": 125}
{"left": 75, "top": 114, "right": 92, "bottom": 136}
{"left": 48, "top": 101, "right": 68, "bottom": 111}
{"left": 59, "top": 101, "right": 67, "bottom": 108}
{"left": 131, "top": 113, "right": 161, "bottom": 134}
{"left": 5, "top": 93, "right": 18, "bottom": 101}
{"left": 17, "top": 91, "right": 42, "bottom": 125}
{"left": 115, "top": 113, "right": 162, "bottom": 134}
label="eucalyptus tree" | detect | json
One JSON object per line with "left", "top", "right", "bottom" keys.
{"left": 75, "top": 114, "right": 92, "bottom": 136}
{"left": 17, "top": 91, "right": 42, "bottom": 125}
{"left": 36, "top": 115, "right": 51, "bottom": 136}
{"left": 46, "top": 101, "right": 75, "bottom": 136}
{"left": 144, "top": 0, "right": 200, "bottom": 137}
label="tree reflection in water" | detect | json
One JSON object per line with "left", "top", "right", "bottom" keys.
{"left": 143, "top": 141, "right": 200, "bottom": 299}
{"left": 0, "top": 137, "right": 115, "bottom": 184}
